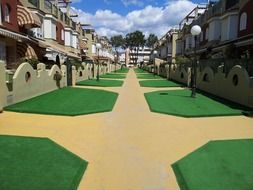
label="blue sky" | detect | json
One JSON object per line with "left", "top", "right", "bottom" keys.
{"left": 72, "top": 0, "right": 205, "bottom": 15}
{"left": 72, "top": 0, "right": 162, "bottom": 15}
{"left": 71, "top": 0, "right": 207, "bottom": 37}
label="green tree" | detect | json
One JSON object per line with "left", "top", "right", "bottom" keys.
{"left": 110, "top": 35, "right": 125, "bottom": 71}
{"left": 146, "top": 34, "right": 158, "bottom": 48}
{"left": 125, "top": 30, "right": 146, "bottom": 65}
{"left": 110, "top": 35, "right": 125, "bottom": 52}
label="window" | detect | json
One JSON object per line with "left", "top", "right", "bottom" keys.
{"left": 52, "top": 21, "right": 56, "bottom": 40}
{"left": 205, "top": 28, "right": 209, "bottom": 40}
{"left": 0, "top": 41, "right": 6, "bottom": 62}
{"left": 28, "top": 0, "right": 39, "bottom": 8}
{"left": 61, "top": 30, "right": 64, "bottom": 41}
{"left": 4, "top": 4, "right": 11, "bottom": 22}
{"left": 240, "top": 12, "right": 247, "bottom": 31}
{"left": 226, "top": 0, "right": 239, "bottom": 10}
{"left": 0, "top": 3, "right": 2, "bottom": 25}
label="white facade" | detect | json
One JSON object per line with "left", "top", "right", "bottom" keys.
{"left": 119, "top": 53, "right": 125, "bottom": 63}
{"left": 129, "top": 47, "right": 151, "bottom": 64}
{"left": 43, "top": 15, "right": 56, "bottom": 40}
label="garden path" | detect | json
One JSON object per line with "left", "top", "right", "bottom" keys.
{"left": 0, "top": 69, "right": 253, "bottom": 190}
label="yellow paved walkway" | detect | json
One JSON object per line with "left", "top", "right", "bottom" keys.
{"left": 0, "top": 69, "right": 253, "bottom": 190}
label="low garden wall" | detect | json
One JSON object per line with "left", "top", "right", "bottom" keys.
{"left": 0, "top": 64, "right": 7, "bottom": 111}
{"left": 197, "top": 65, "right": 253, "bottom": 108}
{"left": 0, "top": 62, "right": 67, "bottom": 107}
{"left": 145, "top": 63, "right": 253, "bottom": 108}
{"left": 0, "top": 61, "right": 125, "bottom": 110}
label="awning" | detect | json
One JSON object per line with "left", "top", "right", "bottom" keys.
{"left": 17, "top": 42, "right": 37, "bottom": 59}
{"left": 38, "top": 40, "right": 80, "bottom": 59}
{"left": 83, "top": 56, "right": 94, "bottom": 62}
{"left": 155, "top": 58, "right": 166, "bottom": 66}
{"left": 0, "top": 27, "right": 29, "bottom": 42}
{"left": 92, "top": 56, "right": 112, "bottom": 61}
{"left": 80, "top": 40, "right": 87, "bottom": 49}
{"left": 68, "top": 51, "right": 80, "bottom": 59}
{"left": 17, "top": 5, "right": 41, "bottom": 27}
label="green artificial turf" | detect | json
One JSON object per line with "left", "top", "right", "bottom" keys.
{"left": 0, "top": 135, "right": 88, "bottom": 190}
{"left": 172, "top": 139, "right": 253, "bottom": 190}
{"left": 139, "top": 79, "right": 182, "bottom": 87}
{"left": 137, "top": 74, "right": 164, "bottom": 79}
{"left": 134, "top": 68, "right": 149, "bottom": 73}
{"left": 144, "top": 89, "right": 247, "bottom": 117}
{"left": 100, "top": 73, "right": 126, "bottom": 79}
{"left": 4, "top": 87, "right": 118, "bottom": 116}
{"left": 77, "top": 79, "right": 124, "bottom": 87}
{"left": 115, "top": 68, "right": 129, "bottom": 73}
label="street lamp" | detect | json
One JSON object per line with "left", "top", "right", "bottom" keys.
{"left": 153, "top": 50, "right": 158, "bottom": 76}
{"left": 96, "top": 43, "right": 102, "bottom": 81}
{"left": 190, "top": 25, "right": 201, "bottom": 98}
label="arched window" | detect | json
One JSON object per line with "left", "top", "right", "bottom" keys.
{"left": 240, "top": 12, "right": 247, "bottom": 31}
{"left": 4, "top": 4, "right": 11, "bottom": 22}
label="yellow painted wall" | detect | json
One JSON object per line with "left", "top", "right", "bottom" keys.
{"left": 149, "top": 64, "right": 253, "bottom": 108}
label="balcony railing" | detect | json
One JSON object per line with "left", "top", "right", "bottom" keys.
{"left": 27, "top": 0, "right": 76, "bottom": 29}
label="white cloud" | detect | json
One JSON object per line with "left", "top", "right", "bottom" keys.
{"left": 121, "top": 0, "right": 144, "bottom": 7}
{"left": 72, "top": 0, "right": 197, "bottom": 38}
{"left": 96, "top": 27, "right": 124, "bottom": 37}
